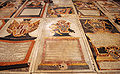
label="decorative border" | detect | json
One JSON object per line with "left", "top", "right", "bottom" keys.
{"left": 40, "top": 37, "right": 87, "bottom": 66}
{"left": 16, "top": 8, "right": 42, "bottom": 17}
{"left": 97, "top": 61, "right": 120, "bottom": 70}
{"left": 0, "top": 40, "right": 35, "bottom": 66}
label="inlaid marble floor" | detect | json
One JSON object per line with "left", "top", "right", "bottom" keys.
{"left": 0, "top": 0, "right": 120, "bottom": 74}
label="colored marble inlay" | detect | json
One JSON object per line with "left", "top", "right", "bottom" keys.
{"left": 80, "top": 19, "right": 120, "bottom": 70}
{"left": 0, "top": 19, "right": 9, "bottom": 30}
{"left": 49, "top": 20, "right": 75, "bottom": 36}
{"left": 47, "top": 5, "right": 75, "bottom": 17}
{"left": 0, "top": 40, "right": 35, "bottom": 67}
{"left": 0, "top": 19, "right": 40, "bottom": 41}
{"left": 96, "top": 1, "right": 120, "bottom": 13}
{"left": 15, "top": 0, "right": 46, "bottom": 18}
{"left": 38, "top": 37, "right": 89, "bottom": 70}
{"left": 73, "top": 1, "right": 105, "bottom": 17}
{"left": 0, "top": 0, "right": 25, "bottom": 18}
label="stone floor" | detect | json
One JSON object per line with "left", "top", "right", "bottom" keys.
{"left": 0, "top": 0, "right": 120, "bottom": 74}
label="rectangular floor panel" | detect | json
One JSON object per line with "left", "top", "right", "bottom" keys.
{"left": 72, "top": 1, "right": 106, "bottom": 18}
{"left": 34, "top": 18, "right": 95, "bottom": 72}
{"left": 80, "top": 18, "right": 120, "bottom": 71}
{"left": 0, "top": 0, "right": 26, "bottom": 18}
{"left": 38, "top": 37, "right": 89, "bottom": 70}
{"left": 15, "top": 0, "right": 46, "bottom": 18}
{"left": 0, "top": 18, "right": 42, "bottom": 72}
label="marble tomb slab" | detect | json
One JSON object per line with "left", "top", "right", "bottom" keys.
{"left": 73, "top": 1, "right": 106, "bottom": 18}
{"left": 15, "top": 0, "right": 46, "bottom": 18}
{"left": 34, "top": 18, "right": 95, "bottom": 72}
{"left": 96, "top": 1, "right": 120, "bottom": 13}
{"left": 0, "top": 18, "right": 41, "bottom": 71}
{"left": 80, "top": 19, "right": 120, "bottom": 71}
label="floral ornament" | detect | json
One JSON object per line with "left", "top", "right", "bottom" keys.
{"left": 7, "top": 20, "right": 40, "bottom": 37}
{"left": 49, "top": 20, "right": 75, "bottom": 36}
